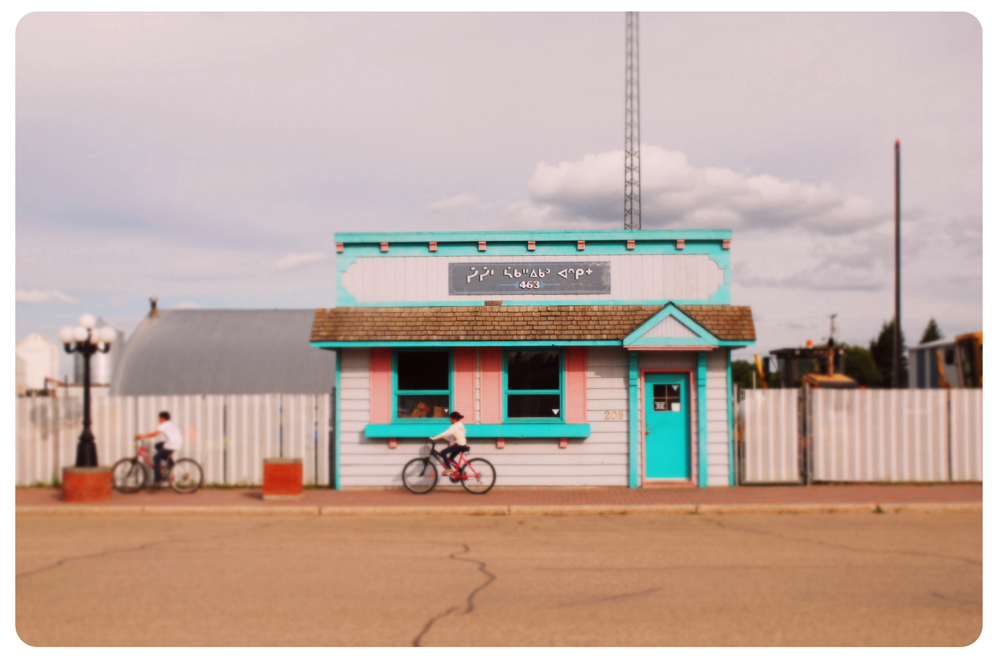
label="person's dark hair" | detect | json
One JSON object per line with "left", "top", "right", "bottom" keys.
{"left": 158, "top": 411, "right": 171, "bottom": 421}
{"left": 449, "top": 411, "right": 464, "bottom": 421}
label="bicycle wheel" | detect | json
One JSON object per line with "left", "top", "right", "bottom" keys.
{"left": 112, "top": 458, "right": 146, "bottom": 493}
{"left": 402, "top": 457, "right": 439, "bottom": 494}
{"left": 460, "top": 458, "right": 496, "bottom": 495}
{"left": 169, "top": 458, "right": 203, "bottom": 494}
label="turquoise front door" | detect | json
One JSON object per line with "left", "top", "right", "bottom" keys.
{"left": 645, "top": 373, "right": 691, "bottom": 480}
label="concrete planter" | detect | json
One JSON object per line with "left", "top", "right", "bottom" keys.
{"left": 263, "top": 458, "right": 303, "bottom": 500}
{"left": 61, "top": 466, "right": 112, "bottom": 503}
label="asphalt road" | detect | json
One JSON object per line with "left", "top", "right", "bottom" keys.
{"left": 16, "top": 513, "right": 982, "bottom": 646}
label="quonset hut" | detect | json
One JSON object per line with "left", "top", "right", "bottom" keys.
{"left": 311, "top": 230, "right": 756, "bottom": 488}
{"left": 112, "top": 307, "right": 337, "bottom": 396}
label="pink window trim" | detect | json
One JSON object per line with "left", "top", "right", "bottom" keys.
{"left": 369, "top": 348, "right": 392, "bottom": 424}
{"left": 453, "top": 348, "right": 476, "bottom": 423}
{"left": 564, "top": 347, "right": 588, "bottom": 424}
{"left": 479, "top": 348, "right": 503, "bottom": 424}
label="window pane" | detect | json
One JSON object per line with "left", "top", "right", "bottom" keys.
{"left": 397, "top": 352, "right": 449, "bottom": 391}
{"left": 397, "top": 394, "right": 450, "bottom": 419}
{"left": 653, "top": 384, "right": 668, "bottom": 411}
{"left": 652, "top": 384, "right": 681, "bottom": 411}
{"left": 507, "top": 351, "right": 560, "bottom": 390}
{"left": 507, "top": 394, "right": 561, "bottom": 418}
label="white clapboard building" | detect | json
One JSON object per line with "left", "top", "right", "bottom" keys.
{"left": 310, "top": 230, "right": 756, "bottom": 488}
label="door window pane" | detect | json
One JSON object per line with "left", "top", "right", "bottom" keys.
{"left": 507, "top": 351, "right": 560, "bottom": 390}
{"left": 397, "top": 352, "right": 449, "bottom": 390}
{"left": 507, "top": 394, "right": 561, "bottom": 419}
{"left": 653, "top": 383, "right": 682, "bottom": 412}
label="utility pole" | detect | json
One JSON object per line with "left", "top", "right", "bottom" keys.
{"left": 624, "top": 11, "right": 641, "bottom": 230}
{"left": 894, "top": 140, "right": 902, "bottom": 388}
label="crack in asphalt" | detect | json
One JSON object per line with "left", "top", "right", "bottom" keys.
{"left": 16, "top": 521, "right": 277, "bottom": 581}
{"left": 931, "top": 592, "right": 981, "bottom": 607}
{"left": 558, "top": 587, "right": 662, "bottom": 608}
{"left": 413, "top": 544, "right": 496, "bottom": 647}
{"left": 700, "top": 517, "right": 982, "bottom": 567}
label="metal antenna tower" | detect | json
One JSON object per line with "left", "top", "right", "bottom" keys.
{"left": 624, "top": 11, "right": 641, "bottom": 230}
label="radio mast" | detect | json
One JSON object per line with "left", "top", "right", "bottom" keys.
{"left": 624, "top": 12, "right": 641, "bottom": 230}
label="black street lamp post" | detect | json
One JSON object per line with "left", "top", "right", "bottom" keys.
{"left": 59, "top": 316, "right": 115, "bottom": 468}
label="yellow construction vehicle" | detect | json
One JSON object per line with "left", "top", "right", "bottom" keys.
{"left": 955, "top": 331, "right": 982, "bottom": 388}
{"left": 763, "top": 340, "right": 858, "bottom": 389}
{"left": 910, "top": 331, "right": 981, "bottom": 388}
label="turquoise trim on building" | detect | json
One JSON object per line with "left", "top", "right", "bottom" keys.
{"left": 311, "top": 338, "right": 753, "bottom": 350}
{"left": 333, "top": 229, "right": 735, "bottom": 308}
{"left": 726, "top": 348, "right": 735, "bottom": 486}
{"left": 333, "top": 298, "right": 737, "bottom": 308}
{"left": 311, "top": 340, "right": 625, "bottom": 349}
{"left": 336, "top": 229, "right": 731, "bottom": 244}
{"left": 628, "top": 351, "right": 639, "bottom": 489}
{"left": 337, "top": 241, "right": 731, "bottom": 258}
{"left": 622, "top": 304, "right": 720, "bottom": 347}
{"left": 365, "top": 423, "right": 591, "bottom": 439}
{"left": 697, "top": 351, "right": 708, "bottom": 488}
{"left": 502, "top": 349, "right": 565, "bottom": 424}
{"left": 391, "top": 349, "right": 453, "bottom": 424}
{"left": 334, "top": 352, "right": 341, "bottom": 490}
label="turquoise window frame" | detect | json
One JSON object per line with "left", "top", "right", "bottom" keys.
{"left": 502, "top": 349, "right": 566, "bottom": 423}
{"left": 392, "top": 349, "right": 454, "bottom": 423}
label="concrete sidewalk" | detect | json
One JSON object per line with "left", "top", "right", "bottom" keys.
{"left": 15, "top": 484, "right": 982, "bottom": 516}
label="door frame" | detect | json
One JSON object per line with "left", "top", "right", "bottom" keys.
{"left": 640, "top": 369, "right": 695, "bottom": 486}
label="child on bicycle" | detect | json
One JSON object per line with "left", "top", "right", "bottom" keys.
{"left": 135, "top": 411, "right": 184, "bottom": 484}
{"left": 430, "top": 411, "right": 467, "bottom": 476}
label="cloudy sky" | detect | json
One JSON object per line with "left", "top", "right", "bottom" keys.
{"left": 14, "top": 12, "right": 982, "bottom": 373}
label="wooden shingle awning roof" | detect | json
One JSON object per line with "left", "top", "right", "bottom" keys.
{"left": 310, "top": 304, "right": 755, "bottom": 345}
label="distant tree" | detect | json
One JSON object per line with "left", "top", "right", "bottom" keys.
{"left": 841, "top": 344, "right": 883, "bottom": 387}
{"left": 919, "top": 318, "right": 943, "bottom": 344}
{"left": 731, "top": 358, "right": 782, "bottom": 389}
{"left": 731, "top": 359, "right": 760, "bottom": 390}
{"left": 869, "top": 319, "right": 908, "bottom": 388}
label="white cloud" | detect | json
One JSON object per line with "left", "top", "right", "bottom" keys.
{"left": 175, "top": 302, "right": 201, "bottom": 309}
{"left": 428, "top": 193, "right": 482, "bottom": 213}
{"left": 272, "top": 252, "right": 328, "bottom": 273}
{"left": 15, "top": 289, "right": 79, "bottom": 305}
{"left": 519, "top": 146, "right": 884, "bottom": 235}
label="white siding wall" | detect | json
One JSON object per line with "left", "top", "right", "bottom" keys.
{"left": 705, "top": 350, "right": 730, "bottom": 487}
{"left": 337, "top": 347, "right": 631, "bottom": 487}
{"left": 637, "top": 350, "right": 729, "bottom": 487}
{"left": 342, "top": 253, "right": 725, "bottom": 304}
{"left": 642, "top": 315, "right": 697, "bottom": 338}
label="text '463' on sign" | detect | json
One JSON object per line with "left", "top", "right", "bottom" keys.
{"left": 449, "top": 262, "right": 611, "bottom": 295}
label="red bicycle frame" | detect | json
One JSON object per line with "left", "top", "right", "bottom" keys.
{"left": 432, "top": 446, "right": 480, "bottom": 480}
{"left": 135, "top": 445, "right": 173, "bottom": 472}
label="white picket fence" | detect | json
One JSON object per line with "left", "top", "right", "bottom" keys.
{"left": 737, "top": 388, "right": 982, "bottom": 484}
{"left": 15, "top": 394, "right": 333, "bottom": 487}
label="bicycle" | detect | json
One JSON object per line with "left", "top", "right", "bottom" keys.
{"left": 112, "top": 442, "right": 204, "bottom": 494}
{"left": 401, "top": 441, "right": 496, "bottom": 495}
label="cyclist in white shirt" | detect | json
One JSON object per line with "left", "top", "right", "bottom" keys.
{"left": 430, "top": 411, "right": 467, "bottom": 476}
{"left": 135, "top": 411, "right": 184, "bottom": 483}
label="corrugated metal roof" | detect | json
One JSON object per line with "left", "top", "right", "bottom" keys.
{"left": 111, "top": 309, "right": 336, "bottom": 396}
